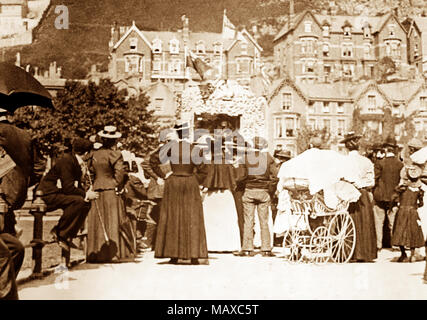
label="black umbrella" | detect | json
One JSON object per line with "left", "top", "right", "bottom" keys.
{"left": 0, "top": 62, "right": 54, "bottom": 113}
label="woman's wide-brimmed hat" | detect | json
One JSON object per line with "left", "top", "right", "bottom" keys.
{"left": 339, "top": 131, "right": 361, "bottom": 144}
{"left": 98, "top": 125, "right": 122, "bottom": 139}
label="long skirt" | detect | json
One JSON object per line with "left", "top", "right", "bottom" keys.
{"left": 155, "top": 175, "right": 208, "bottom": 259}
{"left": 86, "top": 190, "right": 136, "bottom": 263}
{"left": 392, "top": 206, "right": 425, "bottom": 248}
{"left": 203, "top": 190, "right": 240, "bottom": 252}
{"left": 349, "top": 189, "right": 377, "bottom": 262}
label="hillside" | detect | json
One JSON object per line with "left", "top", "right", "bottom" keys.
{"left": 3, "top": 0, "right": 426, "bottom": 79}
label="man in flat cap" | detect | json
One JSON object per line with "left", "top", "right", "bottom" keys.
{"left": 38, "top": 138, "right": 99, "bottom": 252}
{"left": 373, "top": 136, "right": 403, "bottom": 252}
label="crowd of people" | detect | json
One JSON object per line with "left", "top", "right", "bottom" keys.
{"left": 1, "top": 108, "right": 427, "bottom": 300}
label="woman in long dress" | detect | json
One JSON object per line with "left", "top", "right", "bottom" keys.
{"left": 201, "top": 139, "right": 241, "bottom": 252}
{"left": 86, "top": 126, "right": 136, "bottom": 263}
{"left": 154, "top": 125, "right": 208, "bottom": 264}
{"left": 342, "top": 133, "right": 377, "bottom": 262}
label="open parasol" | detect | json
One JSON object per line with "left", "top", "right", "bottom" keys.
{"left": 0, "top": 62, "right": 54, "bottom": 112}
{"left": 411, "top": 147, "right": 427, "bottom": 165}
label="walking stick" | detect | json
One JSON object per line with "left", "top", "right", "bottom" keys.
{"left": 86, "top": 169, "right": 110, "bottom": 244}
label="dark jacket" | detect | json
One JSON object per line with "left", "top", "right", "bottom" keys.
{"left": 89, "top": 148, "right": 126, "bottom": 191}
{"left": 144, "top": 144, "right": 172, "bottom": 199}
{"left": 237, "top": 151, "right": 278, "bottom": 191}
{"left": 164, "top": 140, "right": 207, "bottom": 183}
{"left": 373, "top": 155, "right": 404, "bottom": 203}
{"left": 0, "top": 122, "right": 35, "bottom": 209}
{"left": 38, "top": 153, "right": 85, "bottom": 197}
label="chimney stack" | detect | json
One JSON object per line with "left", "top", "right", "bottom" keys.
{"left": 110, "top": 21, "right": 119, "bottom": 47}
{"left": 182, "top": 15, "right": 189, "bottom": 46}
{"left": 393, "top": 7, "right": 399, "bottom": 16}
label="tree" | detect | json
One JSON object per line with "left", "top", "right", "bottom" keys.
{"left": 296, "top": 117, "right": 331, "bottom": 154}
{"left": 351, "top": 107, "right": 363, "bottom": 135}
{"left": 382, "top": 107, "right": 395, "bottom": 140}
{"left": 13, "top": 79, "right": 160, "bottom": 157}
{"left": 376, "top": 57, "right": 397, "bottom": 83}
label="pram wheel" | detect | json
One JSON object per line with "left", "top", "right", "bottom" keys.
{"left": 309, "top": 226, "right": 331, "bottom": 265}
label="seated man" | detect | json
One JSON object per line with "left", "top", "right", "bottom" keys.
{"left": 38, "top": 138, "right": 98, "bottom": 251}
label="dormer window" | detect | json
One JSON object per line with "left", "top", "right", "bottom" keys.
{"left": 153, "top": 38, "right": 162, "bottom": 53}
{"left": 322, "top": 25, "right": 329, "bottom": 37}
{"left": 213, "top": 42, "right": 222, "bottom": 55}
{"left": 196, "top": 41, "right": 205, "bottom": 54}
{"left": 304, "top": 21, "right": 312, "bottom": 33}
{"left": 343, "top": 26, "right": 351, "bottom": 37}
{"left": 169, "top": 39, "right": 179, "bottom": 54}
{"left": 129, "top": 37, "right": 137, "bottom": 52}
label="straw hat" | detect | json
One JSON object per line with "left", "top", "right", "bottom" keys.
{"left": 98, "top": 125, "right": 122, "bottom": 139}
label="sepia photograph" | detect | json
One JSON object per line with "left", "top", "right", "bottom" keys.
{"left": 0, "top": 0, "right": 427, "bottom": 308}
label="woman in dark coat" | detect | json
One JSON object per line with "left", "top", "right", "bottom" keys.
{"left": 86, "top": 126, "right": 136, "bottom": 263}
{"left": 154, "top": 125, "right": 208, "bottom": 264}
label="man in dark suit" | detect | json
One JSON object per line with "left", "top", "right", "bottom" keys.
{"left": 373, "top": 137, "right": 403, "bottom": 252}
{"left": 0, "top": 108, "right": 33, "bottom": 299}
{"left": 38, "top": 138, "right": 98, "bottom": 251}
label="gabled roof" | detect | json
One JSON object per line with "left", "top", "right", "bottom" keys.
{"left": 274, "top": 11, "right": 406, "bottom": 43}
{"left": 378, "top": 80, "right": 423, "bottom": 103}
{"left": 407, "top": 82, "right": 427, "bottom": 105}
{"left": 239, "top": 28, "right": 263, "bottom": 52}
{"left": 113, "top": 22, "right": 153, "bottom": 51}
{"left": 352, "top": 80, "right": 394, "bottom": 107}
{"left": 412, "top": 17, "right": 427, "bottom": 59}
{"left": 267, "top": 77, "right": 308, "bottom": 104}
{"left": 375, "top": 13, "right": 407, "bottom": 35}
{"left": 273, "top": 11, "right": 309, "bottom": 42}
{"left": 226, "top": 28, "right": 263, "bottom": 52}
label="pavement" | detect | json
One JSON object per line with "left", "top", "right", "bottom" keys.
{"left": 17, "top": 248, "right": 427, "bottom": 300}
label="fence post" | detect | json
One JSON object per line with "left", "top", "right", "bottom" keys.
{"left": 30, "top": 190, "right": 46, "bottom": 278}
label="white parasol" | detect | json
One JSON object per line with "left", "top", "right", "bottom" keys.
{"left": 410, "top": 147, "right": 427, "bottom": 165}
